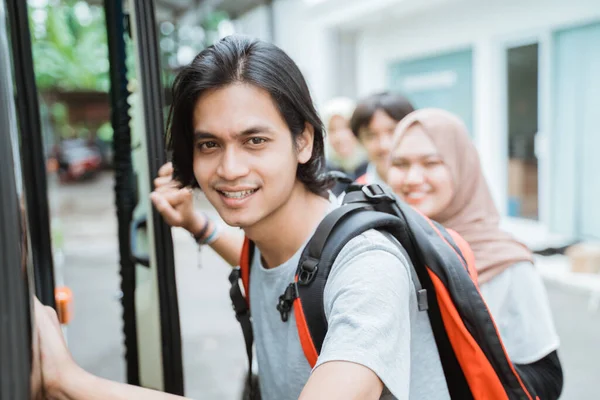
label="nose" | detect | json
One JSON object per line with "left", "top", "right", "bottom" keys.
{"left": 376, "top": 133, "right": 392, "bottom": 156}
{"left": 405, "top": 164, "right": 425, "bottom": 186}
{"left": 216, "top": 146, "right": 249, "bottom": 181}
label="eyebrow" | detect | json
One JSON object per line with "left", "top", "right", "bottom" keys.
{"left": 392, "top": 153, "right": 441, "bottom": 161}
{"left": 193, "top": 125, "right": 274, "bottom": 141}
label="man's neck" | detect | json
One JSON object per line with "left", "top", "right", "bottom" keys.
{"left": 245, "top": 183, "right": 330, "bottom": 269}
{"left": 373, "top": 163, "right": 387, "bottom": 184}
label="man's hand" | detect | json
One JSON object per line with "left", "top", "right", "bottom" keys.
{"left": 150, "top": 162, "right": 205, "bottom": 235}
{"left": 34, "top": 296, "right": 190, "bottom": 400}
{"left": 34, "top": 297, "right": 81, "bottom": 398}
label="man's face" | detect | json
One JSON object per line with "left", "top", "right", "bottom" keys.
{"left": 358, "top": 109, "right": 397, "bottom": 178}
{"left": 192, "top": 83, "right": 312, "bottom": 229}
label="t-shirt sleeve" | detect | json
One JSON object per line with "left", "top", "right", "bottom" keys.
{"left": 313, "top": 230, "right": 412, "bottom": 399}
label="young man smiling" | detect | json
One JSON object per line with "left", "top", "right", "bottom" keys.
{"left": 350, "top": 92, "right": 415, "bottom": 186}
{"left": 34, "top": 36, "right": 451, "bottom": 400}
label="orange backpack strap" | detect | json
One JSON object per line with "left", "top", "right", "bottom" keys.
{"left": 239, "top": 237, "right": 253, "bottom": 300}
{"left": 288, "top": 185, "right": 536, "bottom": 399}
{"left": 292, "top": 276, "right": 319, "bottom": 368}
{"left": 279, "top": 202, "right": 400, "bottom": 369}
{"left": 415, "top": 213, "right": 534, "bottom": 399}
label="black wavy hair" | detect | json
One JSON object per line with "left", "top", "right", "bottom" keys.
{"left": 350, "top": 91, "right": 415, "bottom": 137}
{"left": 166, "top": 35, "right": 330, "bottom": 197}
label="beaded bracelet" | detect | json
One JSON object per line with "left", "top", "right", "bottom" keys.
{"left": 199, "top": 222, "right": 221, "bottom": 245}
{"left": 192, "top": 212, "right": 210, "bottom": 243}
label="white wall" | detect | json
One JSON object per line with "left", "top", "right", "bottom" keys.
{"left": 233, "top": 0, "right": 338, "bottom": 110}
{"left": 232, "top": 5, "right": 271, "bottom": 42}
{"left": 233, "top": 0, "right": 600, "bottom": 224}
{"left": 355, "top": 0, "right": 600, "bottom": 216}
{"left": 355, "top": 0, "right": 600, "bottom": 96}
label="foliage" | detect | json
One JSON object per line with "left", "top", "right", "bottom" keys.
{"left": 29, "top": 0, "right": 110, "bottom": 92}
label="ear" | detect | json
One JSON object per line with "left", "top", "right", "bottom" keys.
{"left": 296, "top": 122, "right": 315, "bottom": 165}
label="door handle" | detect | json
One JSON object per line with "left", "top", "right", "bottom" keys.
{"left": 130, "top": 215, "right": 150, "bottom": 267}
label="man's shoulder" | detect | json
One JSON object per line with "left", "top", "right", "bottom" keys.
{"left": 335, "top": 229, "right": 407, "bottom": 265}
{"left": 324, "top": 229, "right": 412, "bottom": 294}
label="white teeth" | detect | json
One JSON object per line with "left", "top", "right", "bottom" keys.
{"left": 407, "top": 192, "right": 426, "bottom": 199}
{"left": 220, "top": 189, "right": 256, "bottom": 199}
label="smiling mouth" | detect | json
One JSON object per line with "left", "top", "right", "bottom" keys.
{"left": 217, "top": 189, "right": 259, "bottom": 199}
{"left": 405, "top": 192, "right": 428, "bottom": 201}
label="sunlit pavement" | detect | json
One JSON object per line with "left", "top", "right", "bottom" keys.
{"left": 57, "top": 172, "right": 599, "bottom": 399}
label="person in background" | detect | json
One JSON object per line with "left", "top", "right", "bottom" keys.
{"left": 349, "top": 92, "right": 414, "bottom": 185}
{"left": 386, "top": 108, "right": 563, "bottom": 400}
{"left": 322, "top": 97, "right": 367, "bottom": 195}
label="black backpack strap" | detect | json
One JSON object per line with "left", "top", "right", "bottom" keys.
{"left": 380, "top": 230, "right": 429, "bottom": 312}
{"left": 295, "top": 183, "right": 475, "bottom": 399}
{"left": 229, "top": 243, "right": 260, "bottom": 399}
{"left": 294, "top": 206, "right": 406, "bottom": 354}
{"left": 387, "top": 194, "right": 538, "bottom": 398}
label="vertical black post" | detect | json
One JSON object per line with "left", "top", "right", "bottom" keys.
{"left": 0, "top": 3, "right": 34, "bottom": 398}
{"left": 130, "top": 0, "right": 184, "bottom": 394}
{"left": 104, "top": 0, "right": 140, "bottom": 386}
{"left": 6, "top": 0, "right": 56, "bottom": 308}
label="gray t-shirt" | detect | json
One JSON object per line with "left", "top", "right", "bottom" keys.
{"left": 480, "top": 261, "right": 560, "bottom": 364}
{"left": 249, "top": 229, "right": 450, "bottom": 400}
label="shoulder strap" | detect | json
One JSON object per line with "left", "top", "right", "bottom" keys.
{"left": 293, "top": 204, "right": 401, "bottom": 367}
{"left": 293, "top": 184, "right": 475, "bottom": 398}
{"left": 229, "top": 238, "right": 257, "bottom": 397}
{"left": 240, "top": 237, "right": 253, "bottom": 298}
{"left": 446, "top": 228, "right": 478, "bottom": 282}
{"left": 382, "top": 191, "right": 534, "bottom": 399}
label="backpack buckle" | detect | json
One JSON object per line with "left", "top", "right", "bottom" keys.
{"left": 297, "top": 258, "right": 318, "bottom": 285}
{"left": 276, "top": 282, "right": 298, "bottom": 322}
{"left": 362, "top": 184, "right": 394, "bottom": 203}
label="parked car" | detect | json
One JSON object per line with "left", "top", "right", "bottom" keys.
{"left": 53, "top": 138, "right": 103, "bottom": 182}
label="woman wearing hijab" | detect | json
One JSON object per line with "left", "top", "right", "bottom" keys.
{"left": 386, "top": 108, "right": 562, "bottom": 399}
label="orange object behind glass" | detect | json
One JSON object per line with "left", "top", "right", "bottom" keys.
{"left": 54, "top": 286, "right": 73, "bottom": 325}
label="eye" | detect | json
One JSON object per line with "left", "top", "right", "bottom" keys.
{"left": 247, "top": 137, "right": 267, "bottom": 146}
{"left": 392, "top": 160, "right": 410, "bottom": 169}
{"left": 425, "top": 159, "right": 443, "bottom": 168}
{"left": 196, "top": 141, "right": 218, "bottom": 150}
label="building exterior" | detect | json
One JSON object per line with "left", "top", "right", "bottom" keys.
{"left": 233, "top": 0, "right": 600, "bottom": 241}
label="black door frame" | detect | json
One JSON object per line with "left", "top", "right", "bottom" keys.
{"left": 0, "top": 1, "right": 36, "bottom": 397}
{"left": 6, "top": 0, "right": 56, "bottom": 307}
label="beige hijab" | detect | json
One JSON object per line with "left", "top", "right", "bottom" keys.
{"left": 392, "top": 108, "right": 533, "bottom": 283}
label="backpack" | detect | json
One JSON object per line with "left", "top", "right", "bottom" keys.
{"left": 229, "top": 183, "right": 538, "bottom": 400}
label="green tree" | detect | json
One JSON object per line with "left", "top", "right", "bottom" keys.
{"left": 30, "top": 0, "right": 109, "bottom": 92}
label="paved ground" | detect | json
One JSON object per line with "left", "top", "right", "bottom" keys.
{"left": 53, "top": 171, "right": 600, "bottom": 399}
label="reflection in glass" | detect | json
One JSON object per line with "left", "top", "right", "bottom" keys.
{"left": 0, "top": 0, "right": 42, "bottom": 398}
{"left": 506, "top": 43, "right": 539, "bottom": 220}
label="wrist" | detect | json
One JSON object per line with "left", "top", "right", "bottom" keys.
{"left": 198, "top": 221, "right": 221, "bottom": 245}
{"left": 48, "top": 363, "right": 88, "bottom": 400}
{"left": 187, "top": 211, "right": 208, "bottom": 237}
